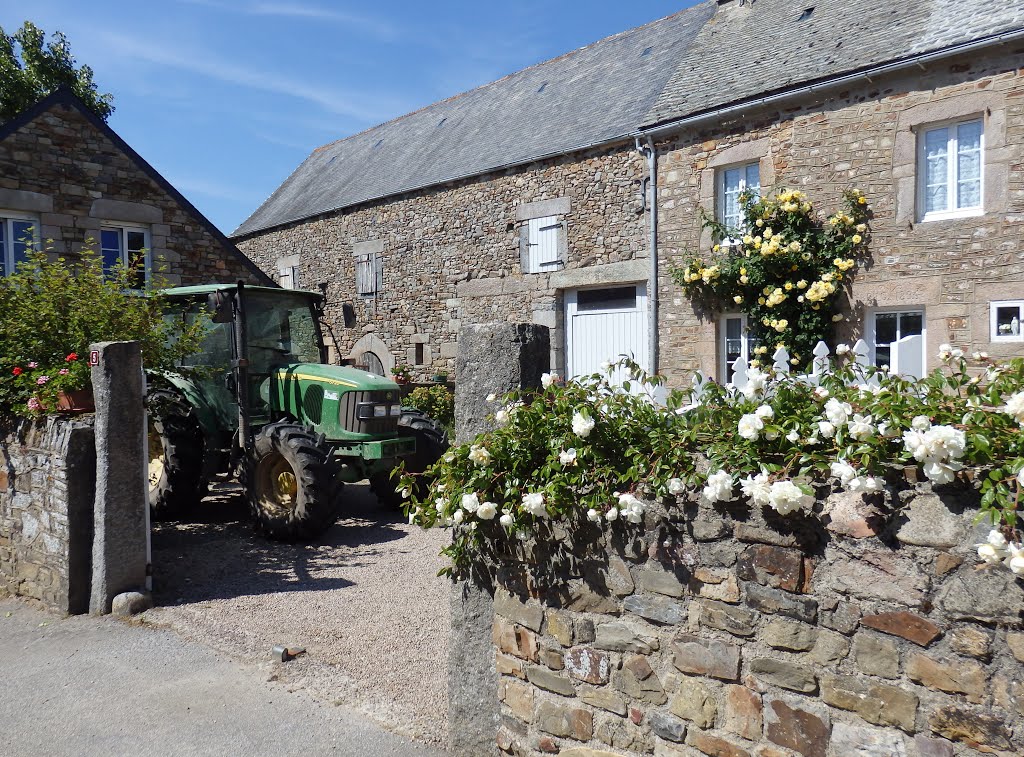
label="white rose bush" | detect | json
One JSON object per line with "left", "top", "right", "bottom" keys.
{"left": 400, "top": 351, "right": 1024, "bottom": 577}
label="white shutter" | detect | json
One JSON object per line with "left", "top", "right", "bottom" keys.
{"left": 527, "top": 215, "right": 560, "bottom": 272}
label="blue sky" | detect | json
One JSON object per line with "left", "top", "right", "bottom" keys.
{"left": 2, "top": 1, "right": 696, "bottom": 234}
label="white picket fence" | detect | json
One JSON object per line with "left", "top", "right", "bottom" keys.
{"left": 689, "top": 338, "right": 906, "bottom": 401}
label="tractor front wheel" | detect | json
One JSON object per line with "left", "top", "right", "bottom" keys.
{"left": 246, "top": 423, "right": 341, "bottom": 541}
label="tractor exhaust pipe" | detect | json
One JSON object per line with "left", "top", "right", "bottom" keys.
{"left": 234, "top": 280, "right": 253, "bottom": 449}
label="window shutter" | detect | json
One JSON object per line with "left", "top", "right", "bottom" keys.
{"left": 525, "top": 215, "right": 561, "bottom": 272}
{"left": 355, "top": 253, "right": 374, "bottom": 295}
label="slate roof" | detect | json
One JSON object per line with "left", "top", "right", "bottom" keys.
{"left": 235, "top": 0, "right": 1024, "bottom": 238}
{"left": 231, "top": 2, "right": 717, "bottom": 237}
{"left": 645, "top": 0, "right": 1024, "bottom": 127}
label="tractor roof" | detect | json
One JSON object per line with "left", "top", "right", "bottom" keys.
{"left": 160, "top": 284, "right": 321, "bottom": 300}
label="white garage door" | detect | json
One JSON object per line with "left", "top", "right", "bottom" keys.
{"left": 565, "top": 284, "right": 649, "bottom": 383}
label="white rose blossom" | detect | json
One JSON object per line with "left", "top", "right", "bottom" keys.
{"left": 494, "top": 408, "right": 510, "bottom": 425}
{"left": 600, "top": 359, "right": 614, "bottom": 374}
{"left": 605, "top": 507, "right": 619, "bottom": 522}
{"left": 572, "top": 412, "right": 596, "bottom": 438}
{"left": 499, "top": 512, "right": 515, "bottom": 528}
{"left": 848, "top": 475, "right": 882, "bottom": 493}
{"left": 737, "top": 413, "right": 764, "bottom": 441}
{"left": 740, "top": 471, "right": 772, "bottom": 507}
{"left": 703, "top": 470, "right": 735, "bottom": 503}
{"left": 667, "top": 478, "right": 686, "bottom": 496}
{"left": 616, "top": 492, "right": 646, "bottom": 524}
{"left": 461, "top": 493, "right": 480, "bottom": 513}
{"left": 835, "top": 343, "right": 850, "bottom": 356}
{"left": 824, "top": 398, "right": 852, "bottom": 426}
{"left": 452, "top": 509, "right": 465, "bottom": 524}
{"left": 977, "top": 530, "right": 1011, "bottom": 564}
{"left": 830, "top": 460, "right": 858, "bottom": 486}
{"left": 847, "top": 414, "right": 875, "bottom": 441}
{"left": 559, "top": 448, "right": 578, "bottom": 466}
{"left": 911, "top": 415, "right": 932, "bottom": 431}
{"left": 1006, "top": 544, "right": 1024, "bottom": 575}
{"left": 522, "top": 492, "right": 547, "bottom": 517}
{"left": 786, "top": 429, "right": 800, "bottom": 443}
{"left": 813, "top": 387, "right": 830, "bottom": 400}
{"left": 1003, "top": 391, "right": 1024, "bottom": 425}
{"left": 485, "top": 393, "right": 497, "bottom": 402}
{"left": 586, "top": 508, "right": 602, "bottom": 523}
{"left": 468, "top": 444, "right": 492, "bottom": 466}
{"left": 740, "top": 367, "right": 768, "bottom": 399}
{"left": 817, "top": 421, "right": 836, "bottom": 439}
{"left": 541, "top": 372, "right": 556, "bottom": 389}
{"left": 476, "top": 501, "right": 498, "bottom": 520}
{"left": 767, "top": 480, "right": 815, "bottom": 515}
{"left": 755, "top": 405, "right": 775, "bottom": 420}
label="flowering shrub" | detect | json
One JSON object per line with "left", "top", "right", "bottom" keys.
{"left": 0, "top": 248, "right": 205, "bottom": 416}
{"left": 400, "top": 353, "right": 1024, "bottom": 578}
{"left": 671, "top": 189, "right": 870, "bottom": 368}
{"left": 404, "top": 384, "right": 455, "bottom": 434}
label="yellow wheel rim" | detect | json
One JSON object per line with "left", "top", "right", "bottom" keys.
{"left": 256, "top": 452, "right": 299, "bottom": 515}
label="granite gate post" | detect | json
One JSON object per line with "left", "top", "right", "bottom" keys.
{"left": 449, "top": 323, "right": 550, "bottom": 756}
{"left": 88, "top": 341, "right": 149, "bottom": 615}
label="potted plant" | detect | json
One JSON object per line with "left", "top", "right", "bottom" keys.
{"left": 431, "top": 372, "right": 449, "bottom": 383}
{"left": 391, "top": 364, "right": 412, "bottom": 384}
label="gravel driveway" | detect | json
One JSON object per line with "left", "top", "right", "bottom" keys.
{"left": 144, "top": 483, "right": 451, "bottom": 749}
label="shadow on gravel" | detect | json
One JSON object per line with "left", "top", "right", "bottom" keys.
{"left": 151, "top": 482, "right": 413, "bottom": 606}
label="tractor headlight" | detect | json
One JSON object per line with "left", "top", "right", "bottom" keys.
{"left": 357, "top": 402, "right": 400, "bottom": 420}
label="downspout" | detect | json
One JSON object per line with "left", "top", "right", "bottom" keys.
{"left": 636, "top": 137, "right": 658, "bottom": 375}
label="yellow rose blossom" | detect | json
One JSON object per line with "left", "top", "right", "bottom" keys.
{"left": 754, "top": 346, "right": 768, "bottom": 355}
{"left": 856, "top": 223, "right": 866, "bottom": 232}
{"left": 852, "top": 234, "right": 862, "bottom": 244}
{"left": 740, "top": 275, "right": 749, "bottom": 284}
{"left": 740, "top": 267, "right": 747, "bottom": 275}
{"left": 797, "top": 280, "right": 807, "bottom": 289}
{"left": 733, "top": 295, "right": 743, "bottom": 304}
{"left": 755, "top": 219, "right": 764, "bottom": 227}
{"left": 713, "top": 244, "right": 720, "bottom": 252}
{"left": 857, "top": 197, "right": 867, "bottom": 205}
{"left": 758, "top": 297, "right": 766, "bottom": 305}
{"left": 822, "top": 272, "right": 834, "bottom": 282}
{"left": 774, "top": 319, "right": 789, "bottom": 333}
{"left": 784, "top": 282, "right": 793, "bottom": 291}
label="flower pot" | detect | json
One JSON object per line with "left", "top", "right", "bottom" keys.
{"left": 431, "top": 374, "right": 449, "bottom": 383}
{"left": 55, "top": 389, "right": 95, "bottom": 413}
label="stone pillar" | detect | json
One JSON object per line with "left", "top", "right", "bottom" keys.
{"left": 89, "top": 341, "right": 148, "bottom": 615}
{"left": 449, "top": 323, "right": 549, "bottom": 756}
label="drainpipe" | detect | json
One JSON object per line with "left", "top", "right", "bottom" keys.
{"left": 636, "top": 137, "right": 658, "bottom": 375}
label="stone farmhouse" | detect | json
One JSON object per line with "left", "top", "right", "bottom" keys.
{"left": 233, "top": 0, "right": 1024, "bottom": 385}
{"left": 0, "top": 89, "right": 270, "bottom": 287}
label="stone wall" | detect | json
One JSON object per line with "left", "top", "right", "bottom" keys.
{"left": 0, "top": 96, "right": 265, "bottom": 286}
{"left": 235, "top": 143, "right": 648, "bottom": 382}
{"left": 656, "top": 46, "right": 1024, "bottom": 380}
{"left": 0, "top": 417, "right": 95, "bottom": 613}
{"left": 489, "top": 482, "right": 1024, "bottom": 757}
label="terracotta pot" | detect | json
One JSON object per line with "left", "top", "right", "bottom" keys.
{"left": 55, "top": 389, "right": 95, "bottom": 413}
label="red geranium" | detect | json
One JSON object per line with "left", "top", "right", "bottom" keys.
{"left": 66, "top": 353, "right": 78, "bottom": 362}
{"left": 12, "top": 367, "right": 21, "bottom": 376}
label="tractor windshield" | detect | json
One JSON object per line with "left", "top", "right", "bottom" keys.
{"left": 245, "top": 291, "right": 322, "bottom": 373}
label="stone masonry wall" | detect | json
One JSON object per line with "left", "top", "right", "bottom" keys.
{"left": 657, "top": 46, "right": 1024, "bottom": 381}
{"left": 0, "top": 100, "right": 263, "bottom": 286}
{"left": 236, "top": 143, "right": 648, "bottom": 381}
{"left": 490, "top": 483, "right": 1024, "bottom": 757}
{"left": 0, "top": 417, "right": 95, "bottom": 613}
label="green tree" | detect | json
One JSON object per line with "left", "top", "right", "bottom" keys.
{"left": 0, "top": 21, "right": 114, "bottom": 123}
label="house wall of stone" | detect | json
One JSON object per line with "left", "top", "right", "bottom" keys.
{"left": 489, "top": 484, "right": 1024, "bottom": 757}
{"left": 235, "top": 143, "right": 649, "bottom": 382}
{"left": 0, "top": 100, "right": 262, "bottom": 286}
{"left": 656, "top": 47, "right": 1024, "bottom": 382}
{"left": 0, "top": 417, "right": 95, "bottom": 614}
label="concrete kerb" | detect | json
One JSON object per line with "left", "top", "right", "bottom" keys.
{"left": 448, "top": 323, "right": 550, "bottom": 756}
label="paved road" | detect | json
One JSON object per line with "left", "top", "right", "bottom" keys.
{"left": 0, "top": 598, "right": 449, "bottom": 757}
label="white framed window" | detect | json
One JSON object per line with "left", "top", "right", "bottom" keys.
{"left": 991, "top": 301, "right": 1024, "bottom": 342}
{"left": 100, "top": 224, "right": 150, "bottom": 288}
{"left": 0, "top": 212, "right": 39, "bottom": 277}
{"left": 718, "top": 313, "right": 757, "bottom": 382}
{"left": 716, "top": 162, "right": 760, "bottom": 233}
{"left": 525, "top": 215, "right": 562, "bottom": 273}
{"left": 917, "top": 117, "right": 983, "bottom": 221}
{"left": 866, "top": 308, "right": 926, "bottom": 379}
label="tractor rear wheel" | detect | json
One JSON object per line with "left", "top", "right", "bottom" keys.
{"left": 370, "top": 409, "right": 449, "bottom": 509}
{"left": 147, "top": 389, "right": 204, "bottom": 520}
{"left": 246, "top": 423, "right": 341, "bottom": 541}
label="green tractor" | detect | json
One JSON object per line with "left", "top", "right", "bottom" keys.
{"left": 146, "top": 281, "right": 447, "bottom": 540}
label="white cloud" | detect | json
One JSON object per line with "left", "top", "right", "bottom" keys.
{"left": 178, "top": 0, "right": 399, "bottom": 39}
{"left": 94, "top": 29, "right": 412, "bottom": 125}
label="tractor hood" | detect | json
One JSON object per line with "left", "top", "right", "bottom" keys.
{"left": 270, "top": 363, "right": 401, "bottom": 393}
